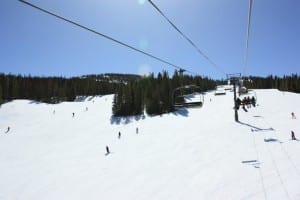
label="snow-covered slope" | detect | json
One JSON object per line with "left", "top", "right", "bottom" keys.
{"left": 0, "top": 90, "right": 299, "bottom": 200}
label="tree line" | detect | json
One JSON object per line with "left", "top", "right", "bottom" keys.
{"left": 0, "top": 73, "right": 126, "bottom": 104}
{"left": 1, "top": 72, "right": 299, "bottom": 116}
{"left": 112, "top": 70, "right": 216, "bottom": 116}
{"left": 244, "top": 74, "right": 300, "bottom": 93}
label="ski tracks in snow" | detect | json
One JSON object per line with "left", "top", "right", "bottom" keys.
{"left": 244, "top": 108, "right": 300, "bottom": 200}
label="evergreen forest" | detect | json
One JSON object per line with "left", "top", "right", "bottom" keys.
{"left": 0, "top": 72, "right": 299, "bottom": 116}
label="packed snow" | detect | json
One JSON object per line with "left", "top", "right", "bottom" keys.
{"left": 0, "top": 89, "right": 299, "bottom": 200}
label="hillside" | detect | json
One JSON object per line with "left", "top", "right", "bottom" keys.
{"left": 0, "top": 89, "right": 299, "bottom": 200}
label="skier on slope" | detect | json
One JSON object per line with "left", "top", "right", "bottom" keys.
{"left": 106, "top": 146, "right": 110, "bottom": 155}
{"left": 291, "top": 112, "right": 296, "bottom": 119}
{"left": 5, "top": 126, "right": 10, "bottom": 133}
{"left": 118, "top": 131, "right": 121, "bottom": 139}
{"left": 291, "top": 131, "right": 297, "bottom": 140}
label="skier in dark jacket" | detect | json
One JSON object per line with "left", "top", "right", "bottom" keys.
{"left": 106, "top": 146, "right": 110, "bottom": 155}
{"left": 291, "top": 131, "right": 296, "bottom": 140}
{"left": 5, "top": 126, "right": 10, "bottom": 133}
{"left": 291, "top": 112, "right": 296, "bottom": 119}
{"left": 118, "top": 131, "right": 121, "bottom": 139}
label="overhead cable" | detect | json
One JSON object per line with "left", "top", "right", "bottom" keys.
{"left": 148, "top": 0, "right": 226, "bottom": 75}
{"left": 243, "top": 0, "right": 253, "bottom": 76}
{"left": 19, "top": 0, "right": 197, "bottom": 74}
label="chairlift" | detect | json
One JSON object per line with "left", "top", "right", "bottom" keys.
{"left": 238, "top": 78, "right": 252, "bottom": 95}
{"left": 239, "top": 88, "right": 257, "bottom": 101}
{"left": 239, "top": 86, "right": 248, "bottom": 94}
{"left": 238, "top": 79, "right": 258, "bottom": 105}
{"left": 173, "top": 85, "right": 204, "bottom": 108}
{"left": 215, "top": 85, "right": 227, "bottom": 95}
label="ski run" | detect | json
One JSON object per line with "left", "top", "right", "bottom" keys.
{"left": 0, "top": 89, "right": 299, "bottom": 200}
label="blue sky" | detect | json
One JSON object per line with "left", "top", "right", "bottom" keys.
{"left": 0, "top": 0, "right": 299, "bottom": 79}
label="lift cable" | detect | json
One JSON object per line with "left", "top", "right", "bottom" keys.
{"left": 243, "top": 0, "right": 253, "bottom": 77}
{"left": 19, "top": 0, "right": 198, "bottom": 75}
{"left": 148, "top": 0, "right": 226, "bottom": 75}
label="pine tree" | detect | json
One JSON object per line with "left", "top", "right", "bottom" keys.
{"left": 132, "top": 81, "right": 143, "bottom": 115}
{"left": 0, "top": 84, "right": 3, "bottom": 105}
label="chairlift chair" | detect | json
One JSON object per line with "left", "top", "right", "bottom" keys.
{"left": 173, "top": 85, "right": 204, "bottom": 108}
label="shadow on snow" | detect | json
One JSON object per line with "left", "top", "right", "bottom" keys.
{"left": 110, "top": 108, "right": 189, "bottom": 125}
{"left": 110, "top": 114, "right": 146, "bottom": 125}
{"left": 237, "top": 121, "right": 275, "bottom": 132}
{"left": 264, "top": 138, "right": 280, "bottom": 143}
{"left": 172, "top": 108, "right": 189, "bottom": 117}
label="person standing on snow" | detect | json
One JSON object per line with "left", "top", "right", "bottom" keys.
{"left": 118, "top": 131, "right": 121, "bottom": 139}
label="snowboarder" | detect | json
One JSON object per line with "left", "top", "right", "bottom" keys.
{"left": 5, "top": 126, "right": 10, "bottom": 133}
{"left": 106, "top": 145, "right": 110, "bottom": 155}
{"left": 136, "top": 127, "right": 139, "bottom": 134}
{"left": 291, "top": 112, "right": 296, "bottom": 119}
{"left": 118, "top": 131, "right": 121, "bottom": 139}
{"left": 72, "top": 112, "right": 75, "bottom": 118}
{"left": 291, "top": 131, "right": 296, "bottom": 140}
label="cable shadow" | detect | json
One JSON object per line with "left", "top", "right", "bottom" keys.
{"left": 237, "top": 121, "right": 275, "bottom": 132}
{"left": 264, "top": 138, "right": 278, "bottom": 142}
{"left": 241, "top": 160, "right": 260, "bottom": 168}
{"left": 242, "top": 160, "right": 258, "bottom": 164}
